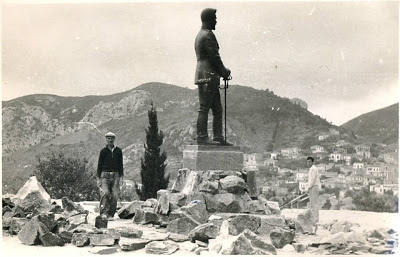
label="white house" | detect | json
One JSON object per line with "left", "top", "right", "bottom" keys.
{"left": 343, "top": 155, "right": 352, "bottom": 165}
{"left": 330, "top": 153, "right": 343, "bottom": 162}
{"left": 318, "top": 134, "right": 329, "bottom": 141}
{"left": 310, "top": 145, "right": 325, "bottom": 153}
{"left": 353, "top": 162, "right": 364, "bottom": 169}
{"left": 370, "top": 184, "right": 399, "bottom": 195}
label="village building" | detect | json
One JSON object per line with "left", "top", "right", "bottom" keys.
{"left": 330, "top": 153, "right": 343, "bottom": 162}
{"left": 280, "top": 147, "right": 300, "bottom": 158}
{"left": 343, "top": 154, "right": 352, "bottom": 165}
{"left": 353, "top": 162, "right": 364, "bottom": 169}
{"left": 335, "top": 140, "right": 350, "bottom": 147}
{"left": 310, "top": 145, "right": 325, "bottom": 153}
{"left": 370, "top": 184, "right": 399, "bottom": 195}
{"left": 329, "top": 128, "right": 340, "bottom": 135}
{"left": 318, "top": 134, "right": 330, "bottom": 141}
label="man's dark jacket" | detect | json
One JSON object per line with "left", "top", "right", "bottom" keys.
{"left": 194, "top": 27, "right": 230, "bottom": 85}
{"left": 97, "top": 146, "right": 123, "bottom": 178}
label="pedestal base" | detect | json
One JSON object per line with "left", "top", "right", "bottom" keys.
{"left": 183, "top": 145, "right": 244, "bottom": 171}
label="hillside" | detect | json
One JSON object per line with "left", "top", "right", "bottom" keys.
{"left": 2, "top": 83, "right": 336, "bottom": 193}
{"left": 341, "top": 103, "right": 399, "bottom": 145}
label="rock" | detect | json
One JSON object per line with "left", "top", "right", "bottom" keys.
{"left": 167, "top": 217, "right": 199, "bottom": 235}
{"left": 181, "top": 170, "right": 202, "bottom": 196}
{"left": 70, "top": 224, "right": 100, "bottom": 234}
{"left": 186, "top": 193, "right": 205, "bottom": 205}
{"left": 281, "top": 244, "right": 296, "bottom": 253}
{"left": 2, "top": 205, "right": 13, "bottom": 216}
{"left": 145, "top": 241, "right": 179, "bottom": 255}
{"left": 71, "top": 233, "right": 90, "bottom": 247}
{"left": 58, "top": 231, "right": 73, "bottom": 244}
{"left": 189, "top": 223, "right": 219, "bottom": 243}
{"left": 194, "top": 246, "right": 208, "bottom": 255}
{"left": 195, "top": 240, "right": 208, "bottom": 247}
{"left": 245, "top": 170, "right": 259, "bottom": 198}
{"left": 114, "top": 227, "right": 143, "bottom": 238}
{"left": 215, "top": 193, "right": 242, "bottom": 213}
{"left": 119, "top": 237, "right": 150, "bottom": 251}
{"left": 2, "top": 211, "right": 13, "bottom": 229}
{"left": 319, "top": 231, "right": 368, "bottom": 245}
{"left": 211, "top": 229, "right": 276, "bottom": 255}
{"left": 61, "top": 197, "right": 84, "bottom": 213}
{"left": 100, "top": 228, "right": 121, "bottom": 241}
{"left": 67, "top": 213, "right": 88, "bottom": 227}
{"left": 141, "top": 231, "right": 170, "bottom": 241}
{"left": 169, "top": 233, "right": 189, "bottom": 242}
{"left": 182, "top": 241, "right": 198, "bottom": 252}
{"left": 269, "top": 228, "right": 295, "bottom": 248}
{"left": 133, "top": 209, "right": 159, "bottom": 225}
{"left": 181, "top": 201, "right": 209, "bottom": 224}
{"left": 14, "top": 176, "right": 51, "bottom": 206}
{"left": 266, "top": 201, "right": 281, "bottom": 215}
{"left": 2, "top": 195, "right": 16, "bottom": 209}
{"left": 208, "top": 215, "right": 223, "bottom": 228}
{"left": 296, "top": 209, "right": 316, "bottom": 234}
{"left": 367, "top": 228, "right": 388, "bottom": 240}
{"left": 203, "top": 193, "right": 218, "bottom": 212}
{"left": 142, "top": 198, "right": 158, "bottom": 210}
{"left": 228, "top": 215, "right": 261, "bottom": 235}
{"left": 89, "top": 246, "right": 119, "bottom": 254}
{"left": 117, "top": 200, "right": 143, "bottom": 219}
{"left": 157, "top": 213, "right": 170, "bottom": 227}
{"left": 198, "top": 181, "right": 219, "bottom": 194}
{"left": 293, "top": 243, "right": 307, "bottom": 252}
{"left": 17, "top": 213, "right": 57, "bottom": 245}
{"left": 257, "top": 215, "right": 286, "bottom": 236}
{"left": 248, "top": 200, "right": 268, "bottom": 214}
{"left": 156, "top": 190, "right": 170, "bottom": 215}
{"left": 236, "top": 192, "right": 251, "bottom": 213}
{"left": 209, "top": 170, "right": 242, "bottom": 180}
{"left": 9, "top": 218, "right": 29, "bottom": 235}
{"left": 39, "top": 232, "right": 65, "bottom": 246}
{"left": 169, "top": 193, "right": 187, "bottom": 207}
{"left": 219, "top": 175, "right": 248, "bottom": 194}
{"left": 329, "top": 220, "right": 353, "bottom": 234}
{"left": 171, "top": 168, "right": 191, "bottom": 192}
{"left": 90, "top": 234, "right": 116, "bottom": 246}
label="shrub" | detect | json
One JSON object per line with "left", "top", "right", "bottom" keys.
{"left": 35, "top": 152, "right": 100, "bottom": 201}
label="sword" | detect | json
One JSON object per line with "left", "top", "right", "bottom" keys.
{"left": 222, "top": 75, "right": 232, "bottom": 142}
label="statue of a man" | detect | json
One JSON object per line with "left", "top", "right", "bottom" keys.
{"left": 194, "top": 8, "right": 232, "bottom": 146}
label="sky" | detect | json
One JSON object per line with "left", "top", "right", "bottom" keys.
{"left": 2, "top": 0, "right": 399, "bottom": 125}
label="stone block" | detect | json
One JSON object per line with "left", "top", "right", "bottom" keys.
{"left": 183, "top": 145, "right": 243, "bottom": 171}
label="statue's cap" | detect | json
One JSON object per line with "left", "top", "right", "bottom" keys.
{"left": 105, "top": 132, "right": 116, "bottom": 138}
{"left": 201, "top": 8, "right": 217, "bottom": 22}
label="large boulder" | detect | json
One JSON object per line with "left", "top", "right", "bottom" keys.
{"left": 319, "top": 231, "right": 368, "bottom": 245}
{"left": 142, "top": 198, "right": 158, "bottom": 210}
{"left": 188, "top": 223, "right": 219, "bottom": 243}
{"left": 248, "top": 200, "right": 268, "bottom": 214}
{"left": 181, "top": 171, "right": 202, "bottom": 196}
{"left": 181, "top": 201, "right": 209, "bottom": 224}
{"left": 171, "top": 168, "right": 191, "bottom": 192}
{"left": 133, "top": 209, "right": 159, "bottom": 225}
{"left": 167, "top": 217, "right": 199, "bottom": 235}
{"left": 9, "top": 218, "right": 30, "bottom": 235}
{"left": 266, "top": 201, "right": 281, "bottom": 215}
{"left": 145, "top": 241, "right": 179, "bottom": 255}
{"left": 269, "top": 228, "right": 295, "bottom": 248}
{"left": 2, "top": 211, "right": 13, "bottom": 229}
{"left": 89, "top": 234, "right": 116, "bottom": 246}
{"left": 186, "top": 193, "right": 205, "bottom": 205}
{"left": 215, "top": 193, "right": 242, "bottom": 213}
{"left": 117, "top": 200, "right": 143, "bottom": 219}
{"left": 114, "top": 227, "right": 143, "bottom": 238}
{"left": 296, "top": 209, "right": 316, "bottom": 234}
{"left": 39, "top": 232, "right": 65, "bottom": 246}
{"left": 198, "top": 180, "right": 219, "bottom": 194}
{"left": 219, "top": 175, "right": 248, "bottom": 194}
{"left": 210, "top": 229, "right": 276, "bottom": 255}
{"left": 329, "top": 220, "right": 354, "bottom": 234}
{"left": 168, "top": 193, "right": 187, "bottom": 207}
{"left": 203, "top": 193, "right": 219, "bottom": 212}
{"left": 156, "top": 190, "right": 170, "bottom": 215}
{"left": 257, "top": 215, "right": 287, "bottom": 236}
{"left": 71, "top": 233, "right": 90, "bottom": 247}
{"left": 227, "top": 215, "right": 261, "bottom": 235}
{"left": 17, "top": 213, "right": 57, "bottom": 245}
{"left": 14, "top": 176, "right": 52, "bottom": 213}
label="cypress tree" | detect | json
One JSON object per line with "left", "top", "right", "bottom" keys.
{"left": 140, "top": 102, "right": 169, "bottom": 200}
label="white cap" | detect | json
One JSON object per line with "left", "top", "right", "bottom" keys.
{"left": 105, "top": 132, "right": 116, "bottom": 138}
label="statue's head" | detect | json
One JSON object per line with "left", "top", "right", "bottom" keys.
{"left": 201, "top": 8, "right": 217, "bottom": 30}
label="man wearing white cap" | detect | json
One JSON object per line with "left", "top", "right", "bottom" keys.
{"left": 97, "top": 132, "right": 124, "bottom": 219}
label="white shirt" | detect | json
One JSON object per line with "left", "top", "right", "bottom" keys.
{"left": 308, "top": 164, "right": 320, "bottom": 188}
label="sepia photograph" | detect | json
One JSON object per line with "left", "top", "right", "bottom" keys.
{"left": 2, "top": 0, "right": 399, "bottom": 256}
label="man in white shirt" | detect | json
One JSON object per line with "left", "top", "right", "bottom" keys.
{"left": 307, "top": 156, "right": 320, "bottom": 222}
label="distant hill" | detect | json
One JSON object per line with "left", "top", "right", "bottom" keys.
{"left": 2, "top": 82, "right": 336, "bottom": 193}
{"left": 341, "top": 103, "right": 399, "bottom": 145}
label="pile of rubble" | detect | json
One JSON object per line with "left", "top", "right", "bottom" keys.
{"left": 2, "top": 172, "right": 399, "bottom": 255}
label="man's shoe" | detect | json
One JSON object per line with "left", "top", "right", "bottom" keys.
{"left": 213, "top": 138, "right": 233, "bottom": 146}
{"left": 100, "top": 214, "right": 108, "bottom": 219}
{"left": 197, "top": 138, "right": 220, "bottom": 145}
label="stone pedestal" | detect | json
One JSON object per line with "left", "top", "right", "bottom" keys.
{"left": 183, "top": 145, "right": 243, "bottom": 171}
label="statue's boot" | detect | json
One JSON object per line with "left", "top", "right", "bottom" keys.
{"left": 197, "top": 137, "right": 220, "bottom": 145}
{"left": 213, "top": 138, "right": 233, "bottom": 146}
